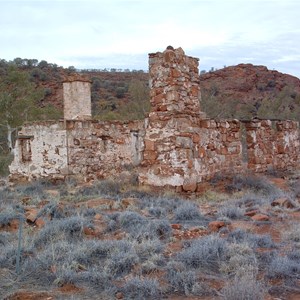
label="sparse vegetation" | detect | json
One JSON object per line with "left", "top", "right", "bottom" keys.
{"left": 221, "top": 275, "right": 266, "bottom": 300}
{"left": 0, "top": 172, "right": 300, "bottom": 299}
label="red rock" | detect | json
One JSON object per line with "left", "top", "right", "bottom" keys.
{"left": 271, "top": 197, "right": 295, "bottom": 209}
{"left": 251, "top": 213, "right": 269, "bottom": 221}
{"left": 208, "top": 221, "right": 226, "bottom": 232}
{"left": 83, "top": 226, "right": 96, "bottom": 236}
{"left": 144, "top": 139, "right": 156, "bottom": 151}
{"left": 116, "top": 292, "right": 124, "bottom": 299}
{"left": 94, "top": 213, "right": 103, "bottom": 220}
{"left": 25, "top": 208, "right": 38, "bottom": 223}
{"left": 171, "top": 224, "right": 182, "bottom": 230}
{"left": 8, "top": 219, "right": 20, "bottom": 231}
{"left": 35, "top": 217, "right": 46, "bottom": 228}
{"left": 121, "top": 198, "right": 139, "bottom": 209}
{"left": 244, "top": 209, "right": 259, "bottom": 217}
{"left": 182, "top": 180, "right": 197, "bottom": 192}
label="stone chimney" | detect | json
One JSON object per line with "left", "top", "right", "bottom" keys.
{"left": 148, "top": 46, "right": 203, "bottom": 116}
{"left": 63, "top": 76, "right": 92, "bottom": 120}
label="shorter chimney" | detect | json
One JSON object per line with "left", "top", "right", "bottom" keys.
{"left": 63, "top": 77, "right": 92, "bottom": 120}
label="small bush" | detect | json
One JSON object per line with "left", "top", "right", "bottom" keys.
{"left": 267, "top": 256, "right": 300, "bottom": 279}
{"left": 0, "top": 206, "right": 23, "bottom": 226}
{"left": 0, "top": 244, "right": 18, "bottom": 268}
{"left": 138, "top": 219, "right": 172, "bottom": 240}
{"left": 107, "top": 251, "right": 139, "bottom": 278}
{"left": 0, "top": 232, "right": 12, "bottom": 246}
{"left": 177, "top": 235, "right": 228, "bottom": 273}
{"left": 15, "top": 179, "right": 51, "bottom": 200}
{"left": 218, "top": 205, "right": 245, "bottom": 220}
{"left": 78, "top": 179, "right": 122, "bottom": 198}
{"left": 77, "top": 267, "right": 115, "bottom": 293}
{"left": 166, "top": 261, "right": 196, "bottom": 295}
{"left": 148, "top": 206, "right": 167, "bottom": 218}
{"left": 174, "top": 202, "right": 204, "bottom": 222}
{"left": 122, "top": 277, "right": 160, "bottom": 299}
{"left": 221, "top": 275, "right": 265, "bottom": 300}
{"left": 227, "top": 229, "right": 275, "bottom": 249}
{"left": 287, "top": 249, "right": 300, "bottom": 262}
{"left": 228, "top": 174, "right": 279, "bottom": 196}
{"left": 0, "top": 153, "right": 13, "bottom": 177}
{"left": 33, "top": 215, "right": 91, "bottom": 247}
{"left": 220, "top": 243, "right": 258, "bottom": 276}
{"left": 141, "top": 254, "right": 165, "bottom": 274}
{"left": 118, "top": 211, "right": 148, "bottom": 237}
{"left": 36, "top": 201, "right": 69, "bottom": 219}
{"left": 133, "top": 238, "right": 164, "bottom": 261}
{"left": 283, "top": 224, "right": 300, "bottom": 243}
{"left": 248, "top": 234, "right": 276, "bottom": 249}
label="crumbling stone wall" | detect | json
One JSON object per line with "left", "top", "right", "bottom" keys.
{"left": 9, "top": 47, "right": 300, "bottom": 187}
{"left": 245, "top": 119, "right": 300, "bottom": 172}
{"left": 9, "top": 121, "right": 68, "bottom": 181}
{"left": 66, "top": 119, "right": 145, "bottom": 181}
{"left": 139, "top": 47, "right": 299, "bottom": 190}
{"left": 9, "top": 119, "right": 145, "bottom": 182}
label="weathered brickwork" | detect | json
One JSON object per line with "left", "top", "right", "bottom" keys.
{"left": 245, "top": 119, "right": 300, "bottom": 172}
{"left": 66, "top": 120, "right": 145, "bottom": 181}
{"left": 10, "top": 121, "right": 68, "bottom": 181}
{"left": 9, "top": 47, "right": 300, "bottom": 188}
{"left": 63, "top": 78, "right": 92, "bottom": 120}
{"left": 148, "top": 46, "right": 203, "bottom": 116}
{"left": 9, "top": 119, "right": 145, "bottom": 182}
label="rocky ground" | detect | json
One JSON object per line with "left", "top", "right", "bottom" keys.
{"left": 0, "top": 171, "right": 300, "bottom": 300}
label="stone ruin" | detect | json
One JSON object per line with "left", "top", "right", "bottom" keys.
{"left": 9, "top": 47, "right": 300, "bottom": 191}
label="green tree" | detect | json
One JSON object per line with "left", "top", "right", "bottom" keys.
{"left": 0, "top": 66, "right": 59, "bottom": 153}
{"left": 127, "top": 79, "right": 150, "bottom": 118}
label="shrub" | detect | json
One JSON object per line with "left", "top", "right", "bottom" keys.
{"left": 283, "top": 223, "right": 300, "bottom": 243}
{"left": 166, "top": 261, "right": 196, "bottom": 295}
{"left": 221, "top": 275, "right": 265, "bottom": 300}
{"left": 287, "top": 249, "right": 300, "bottom": 262}
{"left": 141, "top": 254, "right": 164, "bottom": 274}
{"left": 267, "top": 256, "right": 300, "bottom": 279}
{"left": 133, "top": 238, "right": 164, "bottom": 261}
{"left": 15, "top": 179, "right": 51, "bottom": 200}
{"left": 76, "top": 267, "right": 115, "bottom": 293}
{"left": 174, "top": 202, "right": 204, "bottom": 222}
{"left": 148, "top": 206, "right": 167, "bottom": 218}
{"left": 220, "top": 243, "right": 258, "bottom": 276}
{"left": 78, "top": 179, "right": 122, "bottom": 198}
{"left": 0, "top": 244, "right": 18, "bottom": 268}
{"left": 218, "top": 205, "right": 245, "bottom": 220}
{"left": 33, "top": 215, "right": 91, "bottom": 247}
{"left": 148, "top": 219, "right": 172, "bottom": 239}
{"left": 107, "top": 249, "right": 139, "bottom": 278}
{"left": 118, "top": 211, "right": 148, "bottom": 237}
{"left": 227, "top": 174, "right": 279, "bottom": 196}
{"left": 177, "top": 235, "right": 228, "bottom": 273}
{"left": 248, "top": 234, "right": 276, "bottom": 249}
{"left": 122, "top": 277, "right": 160, "bottom": 299}
{"left": 0, "top": 154, "right": 13, "bottom": 177}
{"left": 0, "top": 207, "right": 22, "bottom": 226}
{"left": 0, "top": 232, "right": 12, "bottom": 246}
{"left": 36, "top": 202, "right": 67, "bottom": 220}
{"left": 0, "top": 187, "right": 16, "bottom": 204}
{"left": 227, "top": 229, "right": 276, "bottom": 249}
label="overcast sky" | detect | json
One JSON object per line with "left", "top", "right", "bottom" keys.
{"left": 1, "top": 0, "right": 300, "bottom": 78}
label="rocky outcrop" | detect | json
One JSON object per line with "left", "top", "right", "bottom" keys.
{"left": 200, "top": 63, "right": 300, "bottom": 108}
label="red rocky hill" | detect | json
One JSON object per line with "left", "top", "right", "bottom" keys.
{"left": 199, "top": 64, "right": 300, "bottom": 120}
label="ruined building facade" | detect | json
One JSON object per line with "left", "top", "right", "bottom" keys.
{"left": 9, "top": 47, "right": 300, "bottom": 190}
